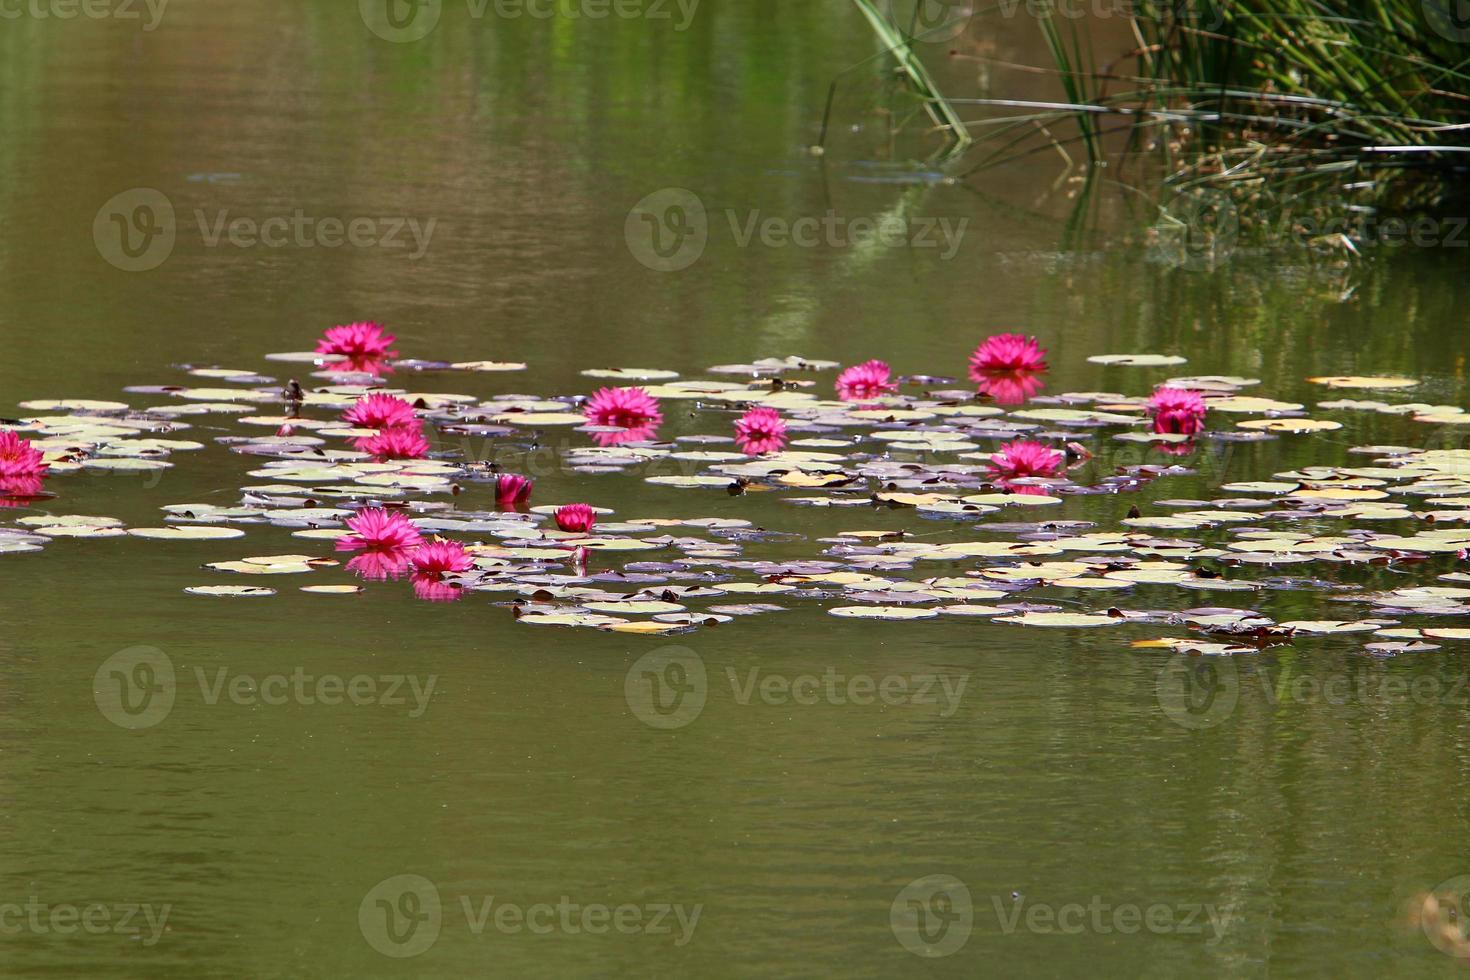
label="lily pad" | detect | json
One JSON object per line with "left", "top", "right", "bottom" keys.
{"left": 1087, "top": 354, "right": 1188, "bottom": 367}
{"left": 185, "top": 585, "right": 277, "bottom": 597}
{"left": 994, "top": 612, "right": 1124, "bottom": 627}
{"left": 581, "top": 368, "right": 680, "bottom": 381}
{"left": 1307, "top": 376, "right": 1418, "bottom": 389}
{"left": 1237, "top": 418, "right": 1343, "bottom": 433}
{"left": 128, "top": 527, "right": 246, "bottom": 540}
{"left": 827, "top": 606, "right": 938, "bottom": 620}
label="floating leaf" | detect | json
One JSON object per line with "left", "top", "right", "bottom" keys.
{"left": 450, "top": 361, "right": 528, "bottom": 372}
{"left": 185, "top": 585, "right": 276, "bottom": 597}
{"left": 646, "top": 476, "right": 737, "bottom": 489}
{"left": 1278, "top": 621, "right": 1382, "bottom": 634}
{"left": 581, "top": 368, "right": 679, "bottom": 381}
{"left": 517, "top": 613, "right": 629, "bottom": 628}
{"left": 128, "top": 527, "right": 246, "bottom": 540}
{"left": 583, "top": 600, "right": 686, "bottom": 614}
{"left": 935, "top": 605, "right": 1002, "bottom": 616}
{"left": 1237, "top": 418, "right": 1343, "bottom": 433}
{"left": 1087, "top": 354, "right": 1188, "bottom": 367}
{"left": 30, "top": 524, "right": 128, "bottom": 538}
{"left": 604, "top": 621, "right": 686, "bottom": 634}
{"left": 1307, "top": 376, "right": 1418, "bottom": 389}
{"left": 18, "top": 399, "right": 129, "bottom": 411}
{"left": 828, "top": 606, "right": 938, "bottom": 620}
{"left": 83, "top": 457, "right": 172, "bottom": 472}
{"left": 1206, "top": 396, "right": 1305, "bottom": 413}
{"left": 994, "top": 612, "right": 1124, "bottom": 627}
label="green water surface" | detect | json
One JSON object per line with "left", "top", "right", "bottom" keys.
{"left": 2, "top": 2, "right": 1470, "bottom": 976}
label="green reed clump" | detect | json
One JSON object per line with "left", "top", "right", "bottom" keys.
{"left": 1125, "top": 1, "right": 1470, "bottom": 183}
{"left": 855, "top": 0, "right": 1469, "bottom": 251}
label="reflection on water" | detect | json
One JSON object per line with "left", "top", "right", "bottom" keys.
{"left": 1, "top": 2, "right": 1469, "bottom": 977}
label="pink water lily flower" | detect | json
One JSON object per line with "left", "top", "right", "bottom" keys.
{"left": 363, "top": 425, "right": 430, "bottom": 461}
{"left": 1148, "top": 387, "right": 1208, "bottom": 435}
{"left": 584, "top": 387, "right": 663, "bottom": 446}
{"left": 343, "top": 393, "right": 418, "bottom": 431}
{"left": 984, "top": 440, "right": 1064, "bottom": 483}
{"left": 316, "top": 321, "right": 398, "bottom": 361}
{"left": 969, "top": 333, "right": 1048, "bottom": 376}
{"left": 835, "top": 360, "right": 898, "bottom": 401}
{"left": 337, "top": 508, "right": 424, "bottom": 552}
{"left": 495, "top": 473, "right": 534, "bottom": 509}
{"left": 411, "top": 539, "right": 474, "bottom": 576}
{"left": 734, "top": 407, "right": 787, "bottom": 455}
{"left": 408, "top": 536, "right": 473, "bottom": 600}
{"left": 0, "top": 430, "right": 48, "bottom": 478}
{"left": 554, "top": 503, "right": 597, "bottom": 533}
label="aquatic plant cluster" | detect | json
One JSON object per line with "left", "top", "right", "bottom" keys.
{"left": 5, "top": 323, "right": 1470, "bottom": 649}
{"left": 863, "top": 1, "right": 1470, "bottom": 251}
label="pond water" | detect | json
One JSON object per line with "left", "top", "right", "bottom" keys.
{"left": 2, "top": 2, "right": 1470, "bottom": 976}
